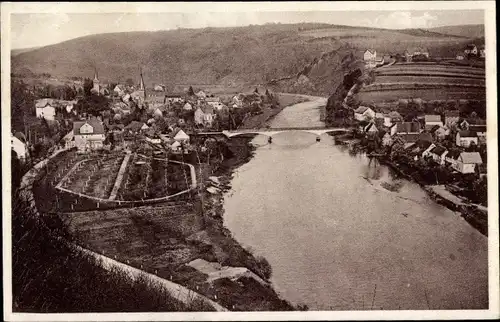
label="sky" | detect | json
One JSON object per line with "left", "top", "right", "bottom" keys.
{"left": 10, "top": 9, "right": 484, "bottom": 49}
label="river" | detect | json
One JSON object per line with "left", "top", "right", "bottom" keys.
{"left": 223, "top": 96, "right": 488, "bottom": 310}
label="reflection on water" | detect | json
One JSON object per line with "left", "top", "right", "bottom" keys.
{"left": 223, "top": 131, "right": 488, "bottom": 310}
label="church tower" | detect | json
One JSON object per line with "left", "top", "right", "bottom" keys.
{"left": 92, "top": 67, "right": 100, "bottom": 95}
{"left": 139, "top": 68, "right": 146, "bottom": 100}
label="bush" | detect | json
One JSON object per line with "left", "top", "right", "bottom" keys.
{"left": 255, "top": 255, "right": 273, "bottom": 280}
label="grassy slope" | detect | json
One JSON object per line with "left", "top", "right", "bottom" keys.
{"left": 426, "top": 24, "right": 484, "bottom": 39}
{"left": 12, "top": 23, "right": 476, "bottom": 90}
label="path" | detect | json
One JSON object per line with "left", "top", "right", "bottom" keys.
{"left": 109, "top": 152, "right": 132, "bottom": 200}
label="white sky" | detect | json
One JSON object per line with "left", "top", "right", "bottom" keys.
{"left": 9, "top": 4, "right": 484, "bottom": 49}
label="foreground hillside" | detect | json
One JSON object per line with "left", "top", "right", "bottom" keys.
{"left": 12, "top": 23, "right": 477, "bottom": 91}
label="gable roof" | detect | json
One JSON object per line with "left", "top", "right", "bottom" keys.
{"left": 429, "top": 125, "right": 441, "bottom": 133}
{"left": 35, "top": 98, "right": 57, "bottom": 108}
{"left": 444, "top": 110, "right": 460, "bottom": 117}
{"left": 173, "top": 129, "right": 190, "bottom": 140}
{"left": 354, "top": 106, "right": 370, "bottom": 114}
{"left": 73, "top": 119, "right": 105, "bottom": 135}
{"left": 469, "top": 125, "right": 486, "bottom": 133}
{"left": 459, "top": 152, "right": 482, "bottom": 164}
{"left": 446, "top": 150, "right": 461, "bottom": 160}
{"left": 430, "top": 145, "right": 447, "bottom": 156}
{"left": 418, "top": 132, "right": 433, "bottom": 143}
{"left": 424, "top": 115, "right": 442, "bottom": 123}
{"left": 458, "top": 130, "right": 477, "bottom": 138}
{"left": 396, "top": 122, "right": 420, "bottom": 133}
{"left": 388, "top": 111, "right": 402, "bottom": 119}
{"left": 124, "top": 121, "right": 146, "bottom": 131}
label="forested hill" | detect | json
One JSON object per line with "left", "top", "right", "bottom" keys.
{"left": 12, "top": 23, "right": 477, "bottom": 89}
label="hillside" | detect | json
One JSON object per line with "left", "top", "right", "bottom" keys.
{"left": 426, "top": 24, "right": 484, "bottom": 39}
{"left": 12, "top": 23, "right": 477, "bottom": 92}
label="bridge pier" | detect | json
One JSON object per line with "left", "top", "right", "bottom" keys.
{"left": 268, "top": 137, "right": 272, "bottom": 144}
{"left": 316, "top": 136, "right": 321, "bottom": 142}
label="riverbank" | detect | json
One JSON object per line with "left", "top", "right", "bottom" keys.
{"left": 380, "top": 157, "right": 488, "bottom": 236}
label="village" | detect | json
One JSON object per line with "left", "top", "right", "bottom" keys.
{"left": 337, "top": 42, "right": 488, "bottom": 211}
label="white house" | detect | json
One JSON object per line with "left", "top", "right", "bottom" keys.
{"left": 183, "top": 102, "right": 193, "bottom": 110}
{"left": 354, "top": 106, "right": 376, "bottom": 122}
{"left": 453, "top": 152, "right": 482, "bottom": 174}
{"left": 173, "top": 129, "right": 190, "bottom": 143}
{"left": 456, "top": 53, "right": 465, "bottom": 60}
{"left": 153, "top": 108, "right": 163, "bottom": 118}
{"left": 424, "top": 114, "right": 443, "bottom": 130}
{"left": 456, "top": 131, "right": 478, "bottom": 147}
{"left": 363, "top": 49, "right": 377, "bottom": 61}
{"left": 11, "top": 134, "right": 28, "bottom": 160}
{"left": 194, "top": 106, "right": 216, "bottom": 127}
{"left": 35, "top": 99, "right": 57, "bottom": 121}
{"left": 73, "top": 119, "right": 106, "bottom": 152}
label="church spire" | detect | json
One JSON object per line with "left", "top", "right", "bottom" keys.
{"left": 93, "top": 66, "right": 99, "bottom": 82}
{"left": 139, "top": 67, "right": 146, "bottom": 99}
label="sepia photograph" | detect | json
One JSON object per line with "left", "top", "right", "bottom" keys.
{"left": 2, "top": 2, "right": 498, "bottom": 321}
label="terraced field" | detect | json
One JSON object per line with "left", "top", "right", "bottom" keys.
{"left": 358, "top": 62, "right": 486, "bottom": 103}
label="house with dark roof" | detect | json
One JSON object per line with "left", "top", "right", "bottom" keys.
{"left": 445, "top": 149, "right": 461, "bottom": 167}
{"left": 73, "top": 118, "right": 106, "bottom": 152}
{"left": 427, "top": 145, "right": 448, "bottom": 165}
{"left": 124, "top": 121, "right": 149, "bottom": 135}
{"left": 456, "top": 130, "right": 478, "bottom": 147}
{"left": 395, "top": 122, "right": 421, "bottom": 135}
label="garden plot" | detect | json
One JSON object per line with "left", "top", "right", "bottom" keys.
{"left": 374, "top": 75, "right": 485, "bottom": 86}
{"left": 117, "top": 155, "right": 192, "bottom": 201}
{"left": 61, "top": 156, "right": 125, "bottom": 200}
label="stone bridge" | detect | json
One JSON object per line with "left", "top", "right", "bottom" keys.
{"left": 196, "top": 127, "right": 348, "bottom": 139}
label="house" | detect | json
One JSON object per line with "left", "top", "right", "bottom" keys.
{"left": 183, "top": 102, "right": 193, "bottom": 110}
{"left": 424, "top": 114, "right": 443, "bottom": 130}
{"left": 165, "top": 93, "right": 184, "bottom": 104}
{"left": 388, "top": 111, "right": 403, "bottom": 124}
{"left": 399, "top": 132, "right": 432, "bottom": 149}
{"left": 469, "top": 124, "right": 486, "bottom": 138}
{"left": 73, "top": 119, "right": 106, "bottom": 152}
{"left": 194, "top": 106, "right": 216, "bottom": 127}
{"left": 445, "top": 150, "right": 461, "bottom": 168}
{"left": 456, "top": 53, "right": 465, "bottom": 60}
{"left": 395, "top": 122, "right": 421, "bottom": 135}
{"left": 430, "top": 125, "right": 450, "bottom": 141}
{"left": 428, "top": 145, "right": 448, "bottom": 165}
{"left": 152, "top": 108, "right": 163, "bottom": 118}
{"left": 444, "top": 110, "right": 460, "bottom": 126}
{"left": 170, "top": 140, "right": 183, "bottom": 152}
{"left": 35, "top": 99, "right": 57, "bottom": 121}
{"left": 173, "top": 129, "right": 190, "bottom": 143}
{"left": 454, "top": 152, "right": 482, "bottom": 174}
{"left": 363, "top": 122, "right": 378, "bottom": 135}
{"left": 113, "top": 84, "right": 126, "bottom": 96}
{"left": 464, "top": 44, "right": 478, "bottom": 56}
{"left": 11, "top": 133, "right": 28, "bottom": 160}
{"left": 363, "top": 49, "right": 377, "bottom": 61}
{"left": 407, "top": 139, "right": 434, "bottom": 160}
{"left": 381, "top": 132, "right": 393, "bottom": 147}
{"left": 479, "top": 45, "right": 485, "bottom": 58}
{"left": 145, "top": 129, "right": 162, "bottom": 144}
{"left": 206, "top": 97, "right": 226, "bottom": 110}
{"left": 232, "top": 95, "right": 243, "bottom": 108}
{"left": 124, "top": 121, "right": 149, "bottom": 134}
{"left": 195, "top": 90, "right": 207, "bottom": 99}
{"left": 456, "top": 130, "right": 478, "bottom": 147}
{"left": 354, "top": 106, "right": 376, "bottom": 122}
{"left": 61, "top": 130, "right": 75, "bottom": 150}
{"left": 404, "top": 47, "right": 430, "bottom": 61}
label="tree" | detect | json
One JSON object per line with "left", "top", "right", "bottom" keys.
{"left": 83, "top": 78, "right": 93, "bottom": 97}
{"left": 254, "top": 87, "right": 259, "bottom": 94}
{"left": 187, "top": 86, "right": 195, "bottom": 96}
{"left": 125, "top": 78, "right": 134, "bottom": 87}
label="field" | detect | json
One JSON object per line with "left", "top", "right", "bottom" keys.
{"left": 117, "top": 154, "right": 191, "bottom": 201}
{"left": 61, "top": 156, "right": 125, "bottom": 200}
{"left": 358, "top": 62, "right": 486, "bottom": 104}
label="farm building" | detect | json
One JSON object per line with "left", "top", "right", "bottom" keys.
{"left": 73, "top": 118, "right": 106, "bottom": 152}
{"left": 173, "top": 129, "right": 190, "bottom": 143}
